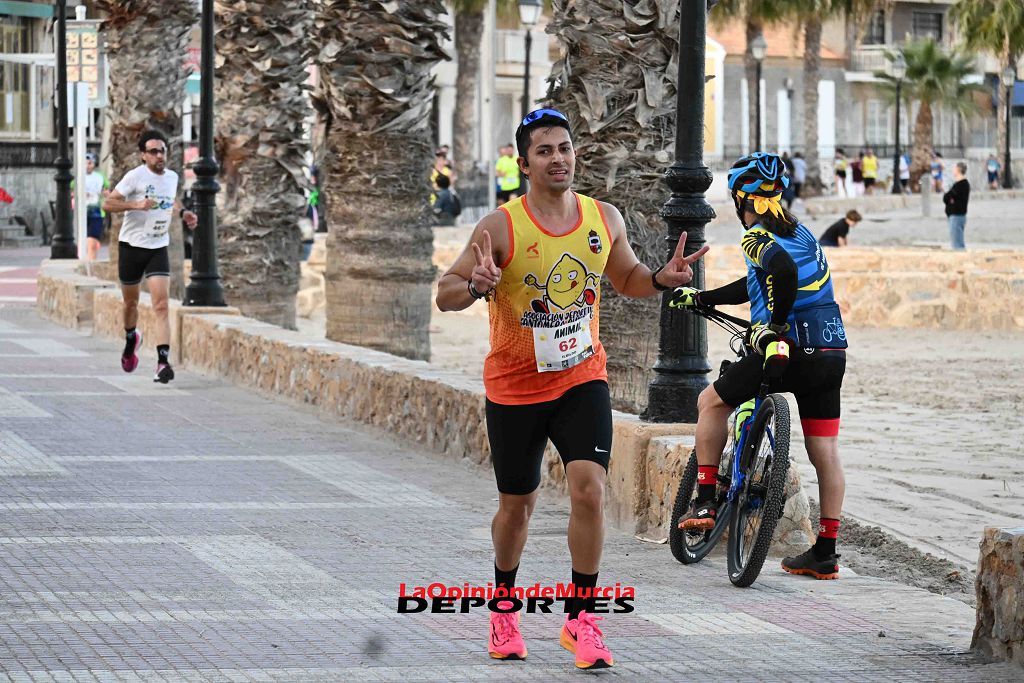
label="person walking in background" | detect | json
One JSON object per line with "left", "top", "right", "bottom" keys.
{"left": 431, "top": 172, "right": 461, "bottom": 225}
{"left": 83, "top": 152, "right": 109, "bottom": 261}
{"left": 102, "top": 130, "right": 197, "bottom": 384}
{"left": 899, "top": 153, "right": 911, "bottom": 194}
{"left": 792, "top": 152, "right": 807, "bottom": 202}
{"left": 943, "top": 162, "right": 970, "bottom": 250}
{"left": 833, "top": 149, "right": 848, "bottom": 197}
{"left": 851, "top": 152, "right": 864, "bottom": 196}
{"left": 819, "top": 210, "right": 862, "bottom": 248}
{"left": 931, "top": 152, "right": 944, "bottom": 193}
{"left": 987, "top": 153, "right": 1001, "bottom": 190}
{"left": 861, "top": 148, "right": 878, "bottom": 195}
{"left": 495, "top": 143, "right": 521, "bottom": 205}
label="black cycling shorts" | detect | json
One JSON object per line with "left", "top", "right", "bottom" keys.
{"left": 118, "top": 242, "right": 170, "bottom": 285}
{"left": 714, "top": 349, "right": 846, "bottom": 437}
{"left": 485, "top": 380, "right": 613, "bottom": 495}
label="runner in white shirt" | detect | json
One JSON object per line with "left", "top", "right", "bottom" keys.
{"left": 103, "top": 130, "right": 197, "bottom": 384}
{"left": 82, "top": 152, "right": 109, "bottom": 261}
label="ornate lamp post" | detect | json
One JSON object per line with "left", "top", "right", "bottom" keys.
{"left": 1002, "top": 65, "right": 1015, "bottom": 190}
{"left": 184, "top": 0, "right": 225, "bottom": 306}
{"left": 890, "top": 53, "right": 906, "bottom": 195}
{"left": 50, "top": 0, "right": 76, "bottom": 259}
{"left": 644, "top": 0, "right": 714, "bottom": 423}
{"left": 750, "top": 33, "right": 767, "bottom": 152}
{"left": 518, "top": 0, "right": 542, "bottom": 120}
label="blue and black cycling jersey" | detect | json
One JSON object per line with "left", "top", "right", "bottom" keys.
{"left": 740, "top": 223, "right": 847, "bottom": 348}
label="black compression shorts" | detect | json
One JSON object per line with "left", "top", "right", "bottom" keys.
{"left": 118, "top": 242, "right": 170, "bottom": 285}
{"left": 485, "top": 380, "right": 612, "bottom": 495}
{"left": 714, "top": 349, "right": 846, "bottom": 437}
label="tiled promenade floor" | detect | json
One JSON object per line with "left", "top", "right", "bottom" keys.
{"left": 0, "top": 303, "right": 1018, "bottom": 681}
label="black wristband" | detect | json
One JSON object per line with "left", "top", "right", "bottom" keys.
{"left": 468, "top": 280, "right": 489, "bottom": 300}
{"left": 651, "top": 265, "right": 671, "bottom": 292}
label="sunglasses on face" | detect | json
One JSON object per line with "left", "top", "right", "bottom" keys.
{"left": 520, "top": 108, "right": 568, "bottom": 127}
{"left": 144, "top": 148, "right": 166, "bottom": 156}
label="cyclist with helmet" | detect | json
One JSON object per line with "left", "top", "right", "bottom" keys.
{"left": 672, "top": 152, "right": 848, "bottom": 580}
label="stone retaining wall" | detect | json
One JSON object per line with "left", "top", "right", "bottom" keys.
{"left": 704, "top": 246, "right": 1024, "bottom": 331}
{"left": 36, "top": 261, "right": 813, "bottom": 548}
{"left": 973, "top": 527, "right": 1024, "bottom": 667}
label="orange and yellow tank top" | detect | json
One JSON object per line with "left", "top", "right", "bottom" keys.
{"left": 484, "top": 193, "right": 613, "bottom": 405}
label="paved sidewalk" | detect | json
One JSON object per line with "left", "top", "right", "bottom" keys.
{"left": 0, "top": 304, "right": 1018, "bottom": 682}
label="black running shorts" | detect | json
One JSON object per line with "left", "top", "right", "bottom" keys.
{"left": 714, "top": 349, "right": 846, "bottom": 436}
{"left": 118, "top": 242, "right": 170, "bottom": 285}
{"left": 485, "top": 380, "right": 613, "bottom": 495}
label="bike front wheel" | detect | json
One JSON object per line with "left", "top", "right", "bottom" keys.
{"left": 727, "top": 394, "right": 791, "bottom": 587}
{"left": 670, "top": 450, "right": 732, "bottom": 564}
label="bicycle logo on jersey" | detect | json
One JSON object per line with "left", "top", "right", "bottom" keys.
{"left": 822, "top": 317, "right": 846, "bottom": 343}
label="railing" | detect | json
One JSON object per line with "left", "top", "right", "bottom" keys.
{"left": 0, "top": 140, "right": 101, "bottom": 168}
{"left": 849, "top": 47, "right": 890, "bottom": 75}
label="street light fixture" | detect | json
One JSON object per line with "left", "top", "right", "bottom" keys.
{"left": 50, "top": 0, "right": 76, "bottom": 258}
{"left": 518, "top": 0, "right": 542, "bottom": 121}
{"left": 644, "top": 0, "right": 714, "bottom": 422}
{"left": 1001, "top": 65, "right": 1015, "bottom": 190}
{"left": 890, "top": 53, "right": 906, "bottom": 195}
{"left": 184, "top": 0, "right": 225, "bottom": 306}
{"left": 750, "top": 33, "right": 767, "bottom": 152}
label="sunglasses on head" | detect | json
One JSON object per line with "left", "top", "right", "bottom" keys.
{"left": 520, "top": 108, "right": 568, "bottom": 128}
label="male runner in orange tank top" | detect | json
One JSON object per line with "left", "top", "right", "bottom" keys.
{"left": 436, "top": 109, "right": 708, "bottom": 670}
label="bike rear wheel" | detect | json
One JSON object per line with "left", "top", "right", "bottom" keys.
{"left": 727, "top": 394, "right": 791, "bottom": 587}
{"left": 670, "top": 450, "right": 732, "bottom": 564}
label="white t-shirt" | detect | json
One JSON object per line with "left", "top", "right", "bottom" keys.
{"left": 84, "top": 171, "right": 105, "bottom": 208}
{"left": 114, "top": 165, "right": 179, "bottom": 249}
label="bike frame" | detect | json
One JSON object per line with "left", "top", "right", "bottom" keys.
{"left": 693, "top": 307, "right": 777, "bottom": 509}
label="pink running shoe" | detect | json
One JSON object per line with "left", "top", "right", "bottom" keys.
{"left": 121, "top": 330, "right": 142, "bottom": 373}
{"left": 488, "top": 602, "right": 527, "bottom": 660}
{"left": 560, "top": 612, "right": 613, "bottom": 669}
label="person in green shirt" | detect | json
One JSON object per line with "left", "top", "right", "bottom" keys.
{"left": 495, "top": 143, "right": 520, "bottom": 205}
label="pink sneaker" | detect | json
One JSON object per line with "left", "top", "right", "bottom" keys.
{"left": 488, "top": 602, "right": 527, "bottom": 660}
{"left": 560, "top": 612, "right": 613, "bottom": 669}
{"left": 121, "top": 330, "right": 142, "bottom": 373}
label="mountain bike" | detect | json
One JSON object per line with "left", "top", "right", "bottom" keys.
{"left": 667, "top": 304, "right": 792, "bottom": 588}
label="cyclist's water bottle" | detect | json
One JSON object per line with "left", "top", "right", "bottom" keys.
{"left": 734, "top": 399, "right": 756, "bottom": 443}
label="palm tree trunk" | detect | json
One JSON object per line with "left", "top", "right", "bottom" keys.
{"left": 97, "top": 1, "right": 196, "bottom": 299}
{"left": 802, "top": 17, "right": 823, "bottom": 195}
{"left": 997, "top": 49, "right": 1011, "bottom": 177}
{"left": 910, "top": 100, "right": 934, "bottom": 191}
{"left": 214, "top": 0, "right": 311, "bottom": 329}
{"left": 547, "top": 0, "right": 678, "bottom": 413}
{"left": 745, "top": 18, "right": 763, "bottom": 153}
{"left": 313, "top": 0, "right": 448, "bottom": 361}
{"left": 453, "top": 10, "right": 484, "bottom": 180}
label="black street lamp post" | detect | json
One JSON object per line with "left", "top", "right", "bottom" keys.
{"left": 519, "top": 0, "right": 542, "bottom": 120}
{"left": 890, "top": 53, "right": 906, "bottom": 195}
{"left": 644, "top": 0, "right": 714, "bottom": 423}
{"left": 751, "top": 33, "right": 766, "bottom": 152}
{"left": 184, "top": 0, "right": 225, "bottom": 307}
{"left": 50, "top": 0, "right": 76, "bottom": 259}
{"left": 1002, "top": 66, "right": 1015, "bottom": 190}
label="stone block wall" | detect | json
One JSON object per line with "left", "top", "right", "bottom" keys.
{"left": 36, "top": 260, "right": 117, "bottom": 329}
{"left": 704, "top": 246, "right": 1024, "bottom": 331}
{"left": 972, "top": 527, "right": 1024, "bottom": 667}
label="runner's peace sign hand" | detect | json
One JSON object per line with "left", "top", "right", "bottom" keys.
{"left": 655, "top": 231, "right": 710, "bottom": 289}
{"left": 470, "top": 229, "right": 501, "bottom": 294}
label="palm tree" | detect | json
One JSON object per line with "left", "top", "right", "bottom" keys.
{"left": 95, "top": 1, "right": 197, "bottom": 299}
{"left": 783, "top": 0, "right": 881, "bottom": 196}
{"left": 874, "top": 39, "right": 986, "bottom": 189}
{"left": 312, "top": 0, "right": 448, "bottom": 361}
{"left": 950, "top": 0, "right": 1024, "bottom": 173}
{"left": 214, "top": 1, "right": 312, "bottom": 329}
{"left": 545, "top": 0, "right": 684, "bottom": 412}
{"left": 450, "top": 0, "right": 519, "bottom": 180}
